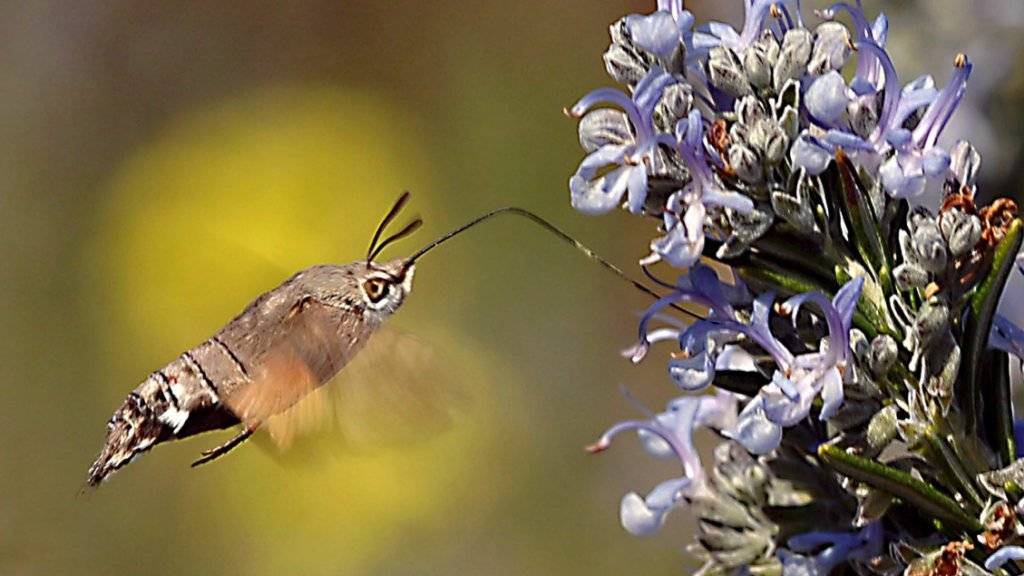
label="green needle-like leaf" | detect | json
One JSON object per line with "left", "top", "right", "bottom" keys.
{"left": 834, "top": 151, "right": 893, "bottom": 295}
{"left": 818, "top": 444, "right": 982, "bottom": 533}
{"left": 959, "top": 218, "right": 1022, "bottom": 449}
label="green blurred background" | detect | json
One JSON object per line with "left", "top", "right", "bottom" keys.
{"left": 2, "top": 1, "right": 1024, "bottom": 574}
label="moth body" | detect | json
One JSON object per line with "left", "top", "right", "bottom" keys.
{"left": 87, "top": 259, "right": 414, "bottom": 486}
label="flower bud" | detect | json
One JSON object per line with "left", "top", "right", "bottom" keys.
{"left": 805, "top": 71, "right": 850, "bottom": 125}
{"left": 908, "top": 211, "right": 948, "bottom": 273}
{"left": 729, "top": 143, "right": 763, "bottom": 183}
{"left": 744, "top": 31, "right": 779, "bottom": 89}
{"left": 603, "top": 19, "right": 650, "bottom": 85}
{"left": 604, "top": 43, "right": 648, "bottom": 85}
{"left": 771, "top": 190, "right": 814, "bottom": 232}
{"left": 950, "top": 140, "right": 981, "bottom": 188}
{"left": 709, "top": 47, "right": 753, "bottom": 98}
{"left": 938, "top": 208, "right": 981, "bottom": 257}
{"left": 773, "top": 28, "right": 812, "bottom": 92}
{"left": 893, "top": 263, "right": 929, "bottom": 291}
{"left": 735, "top": 95, "right": 767, "bottom": 126}
{"left": 654, "top": 83, "right": 693, "bottom": 132}
{"left": 914, "top": 297, "right": 949, "bottom": 345}
{"left": 729, "top": 121, "right": 750, "bottom": 145}
{"left": 913, "top": 227, "right": 948, "bottom": 273}
{"left": 808, "top": 22, "right": 852, "bottom": 75}
{"left": 726, "top": 207, "right": 773, "bottom": 243}
{"left": 578, "top": 109, "right": 631, "bottom": 152}
{"left": 760, "top": 124, "right": 789, "bottom": 165}
{"left": 847, "top": 95, "right": 879, "bottom": 139}
{"left": 867, "top": 405, "right": 898, "bottom": 449}
{"left": 869, "top": 335, "right": 898, "bottom": 377}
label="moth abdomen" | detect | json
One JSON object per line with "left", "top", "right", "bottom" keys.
{"left": 87, "top": 377, "right": 174, "bottom": 486}
{"left": 86, "top": 341, "right": 245, "bottom": 486}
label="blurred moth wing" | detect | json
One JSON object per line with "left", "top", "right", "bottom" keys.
{"left": 231, "top": 322, "right": 468, "bottom": 455}
{"left": 222, "top": 294, "right": 372, "bottom": 426}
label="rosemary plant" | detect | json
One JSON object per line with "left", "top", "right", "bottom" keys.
{"left": 569, "top": 2, "right": 1024, "bottom": 574}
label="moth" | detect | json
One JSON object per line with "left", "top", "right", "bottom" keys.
{"left": 87, "top": 192, "right": 682, "bottom": 486}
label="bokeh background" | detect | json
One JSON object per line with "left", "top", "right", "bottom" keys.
{"left": 3, "top": 1, "right": 1024, "bottom": 574}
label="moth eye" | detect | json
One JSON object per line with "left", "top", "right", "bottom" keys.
{"left": 363, "top": 278, "right": 389, "bottom": 302}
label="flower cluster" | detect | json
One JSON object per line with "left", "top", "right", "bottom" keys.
{"left": 568, "top": 2, "right": 1024, "bottom": 574}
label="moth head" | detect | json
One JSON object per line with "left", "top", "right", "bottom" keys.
{"left": 357, "top": 258, "right": 415, "bottom": 316}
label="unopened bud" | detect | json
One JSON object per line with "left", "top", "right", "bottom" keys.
{"left": 869, "top": 335, "right": 898, "bottom": 377}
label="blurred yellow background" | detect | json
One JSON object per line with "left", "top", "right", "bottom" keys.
{"left": 2, "top": 1, "right": 1024, "bottom": 574}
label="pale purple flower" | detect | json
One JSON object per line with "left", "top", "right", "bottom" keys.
{"left": 805, "top": 71, "right": 851, "bottom": 126}
{"left": 789, "top": 128, "right": 879, "bottom": 176}
{"left": 725, "top": 395, "right": 783, "bottom": 455}
{"left": 631, "top": 265, "right": 861, "bottom": 458}
{"left": 648, "top": 190, "right": 708, "bottom": 269}
{"left": 587, "top": 390, "right": 737, "bottom": 536}
{"left": 789, "top": 132, "right": 835, "bottom": 175}
{"left": 692, "top": 0, "right": 783, "bottom": 54}
{"left": 631, "top": 264, "right": 761, "bottom": 391}
{"left": 991, "top": 314, "right": 1024, "bottom": 358}
{"left": 787, "top": 1, "right": 956, "bottom": 186}
{"left": 727, "top": 277, "right": 863, "bottom": 454}
{"left": 791, "top": 38, "right": 906, "bottom": 173}
{"left": 986, "top": 546, "right": 1024, "bottom": 572}
{"left": 779, "top": 523, "right": 884, "bottom": 576}
{"left": 626, "top": 0, "right": 696, "bottom": 62}
{"left": 568, "top": 68, "right": 679, "bottom": 215}
{"left": 777, "top": 276, "right": 861, "bottom": 415}
{"left": 818, "top": 2, "right": 888, "bottom": 93}
{"left": 790, "top": 33, "right": 902, "bottom": 173}
{"left": 878, "top": 54, "right": 972, "bottom": 200}
{"left": 643, "top": 110, "right": 754, "bottom": 267}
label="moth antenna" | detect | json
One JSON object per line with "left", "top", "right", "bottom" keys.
{"left": 405, "top": 207, "right": 702, "bottom": 321}
{"left": 369, "top": 217, "right": 423, "bottom": 262}
{"left": 367, "top": 191, "right": 413, "bottom": 261}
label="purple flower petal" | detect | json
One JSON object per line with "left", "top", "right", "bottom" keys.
{"left": 913, "top": 55, "right": 972, "bottom": 149}
{"left": 626, "top": 161, "right": 650, "bottom": 214}
{"left": 570, "top": 146, "right": 634, "bottom": 215}
{"left": 986, "top": 546, "right": 1024, "bottom": 572}
{"left": 819, "top": 368, "right": 844, "bottom": 420}
{"left": 649, "top": 199, "right": 705, "bottom": 267}
{"left": 725, "top": 398, "right": 782, "bottom": 455}
{"left": 669, "top": 353, "right": 716, "bottom": 391}
{"left": 992, "top": 315, "right": 1024, "bottom": 358}
{"left": 627, "top": 11, "right": 680, "bottom": 59}
{"left": 806, "top": 71, "right": 851, "bottom": 125}
{"left": 824, "top": 129, "right": 873, "bottom": 151}
{"left": 715, "top": 344, "right": 757, "bottom": 371}
{"left": 791, "top": 132, "right": 833, "bottom": 175}
{"left": 922, "top": 147, "right": 951, "bottom": 178}
{"left": 832, "top": 276, "right": 865, "bottom": 336}
{"left": 619, "top": 490, "right": 670, "bottom": 536}
{"left": 892, "top": 75, "right": 938, "bottom": 129}
{"left": 702, "top": 187, "right": 755, "bottom": 213}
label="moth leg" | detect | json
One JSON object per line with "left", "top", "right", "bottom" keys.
{"left": 191, "top": 426, "right": 257, "bottom": 468}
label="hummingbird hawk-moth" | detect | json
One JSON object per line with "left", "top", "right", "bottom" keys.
{"left": 87, "top": 192, "right": 683, "bottom": 486}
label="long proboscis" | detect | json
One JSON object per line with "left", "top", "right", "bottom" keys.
{"left": 404, "top": 207, "right": 701, "bottom": 321}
